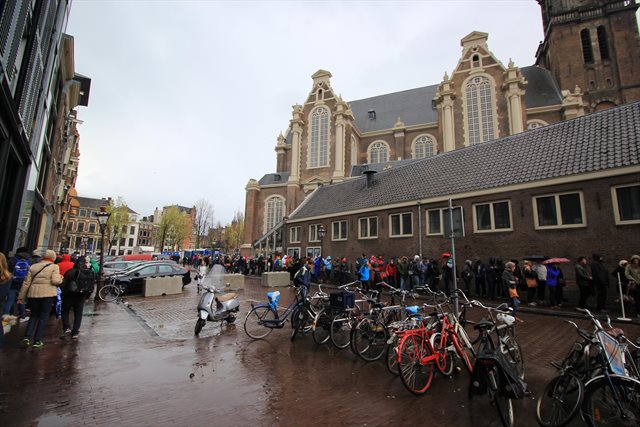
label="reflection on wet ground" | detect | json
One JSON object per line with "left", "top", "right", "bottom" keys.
{"left": 1, "top": 276, "right": 639, "bottom": 426}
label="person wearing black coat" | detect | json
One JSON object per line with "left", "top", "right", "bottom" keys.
{"left": 61, "top": 256, "right": 96, "bottom": 339}
{"left": 590, "top": 253, "right": 610, "bottom": 312}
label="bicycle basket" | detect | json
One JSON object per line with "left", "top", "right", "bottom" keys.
{"left": 597, "top": 330, "right": 626, "bottom": 376}
{"left": 330, "top": 291, "right": 355, "bottom": 309}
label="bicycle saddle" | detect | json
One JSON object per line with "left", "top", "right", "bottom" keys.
{"left": 474, "top": 318, "right": 495, "bottom": 330}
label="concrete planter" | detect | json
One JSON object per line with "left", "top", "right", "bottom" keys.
{"left": 143, "top": 276, "right": 183, "bottom": 297}
{"left": 224, "top": 274, "right": 245, "bottom": 290}
{"left": 260, "top": 272, "right": 290, "bottom": 287}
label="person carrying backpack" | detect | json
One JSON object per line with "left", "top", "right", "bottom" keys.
{"left": 5, "top": 247, "right": 31, "bottom": 322}
{"left": 60, "top": 256, "right": 96, "bottom": 339}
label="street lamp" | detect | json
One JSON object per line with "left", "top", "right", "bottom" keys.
{"left": 96, "top": 206, "right": 111, "bottom": 299}
{"left": 317, "top": 224, "right": 326, "bottom": 258}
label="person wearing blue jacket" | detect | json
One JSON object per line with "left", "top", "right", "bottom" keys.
{"left": 359, "top": 260, "right": 371, "bottom": 291}
{"left": 546, "top": 263, "right": 562, "bottom": 308}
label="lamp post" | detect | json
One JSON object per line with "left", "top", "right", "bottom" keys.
{"left": 317, "top": 224, "right": 326, "bottom": 258}
{"left": 96, "top": 206, "right": 111, "bottom": 300}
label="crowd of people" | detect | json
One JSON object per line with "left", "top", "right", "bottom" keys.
{"left": 1, "top": 247, "right": 97, "bottom": 348}
{"left": 223, "top": 251, "right": 640, "bottom": 319}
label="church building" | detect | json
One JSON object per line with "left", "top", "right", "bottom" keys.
{"left": 241, "top": 0, "right": 640, "bottom": 259}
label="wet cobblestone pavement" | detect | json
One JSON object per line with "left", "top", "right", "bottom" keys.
{"left": 2, "top": 274, "right": 639, "bottom": 427}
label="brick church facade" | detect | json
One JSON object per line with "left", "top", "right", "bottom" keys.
{"left": 242, "top": 0, "right": 640, "bottom": 257}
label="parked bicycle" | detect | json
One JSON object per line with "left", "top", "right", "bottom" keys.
{"left": 536, "top": 308, "right": 640, "bottom": 427}
{"left": 98, "top": 276, "right": 127, "bottom": 302}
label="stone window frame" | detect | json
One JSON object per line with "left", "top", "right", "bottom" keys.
{"left": 412, "top": 134, "right": 437, "bottom": 159}
{"left": 331, "top": 220, "right": 348, "bottom": 241}
{"left": 358, "top": 216, "right": 378, "bottom": 240}
{"left": 88, "top": 222, "right": 96, "bottom": 233}
{"left": 367, "top": 140, "right": 390, "bottom": 164}
{"left": 264, "top": 195, "right": 285, "bottom": 234}
{"left": 532, "top": 191, "right": 587, "bottom": 230}
{"left": 526, "top": 119, "right": 548, "bottom": 130}
{"left": 287, "top": 247, "right": 301, "bottom": 258}
{"left": 472, "top": 200, "right": 513, "bottom": 233}
{"left": 611, "top": 183, "right": 640, "bottom": 225}
{"left": 289, "top": 226, "right": 301, "bottom": 243}
{"left": 78, "top": 208, "right": 87, "bottom": 218}
{"left": 308, "top": 105, "right": 330, "bottom": 169}
{"left": 462, "top": 73, "right": 499, "bottom": 146}
{"left": 309, "top": 224, "right": 321, "bottom": 242}
{"left": 389, "top": 212, "right": 413, "bottom": 238}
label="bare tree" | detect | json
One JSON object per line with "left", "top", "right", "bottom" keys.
{"left": 193, "top": 199, "right": 214, "bottom": 249}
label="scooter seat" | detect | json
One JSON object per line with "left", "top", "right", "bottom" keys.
{"left": 217, "top": 293, "right": 237, "bottom": 302}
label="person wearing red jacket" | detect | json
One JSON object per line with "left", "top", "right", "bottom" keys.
{"left": 57, "top": 254, "right": 75, "bottom": 277}
{"left": 385, "top": 258, "right": 397, "bottom": 287}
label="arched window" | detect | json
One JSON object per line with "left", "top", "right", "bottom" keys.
{"left": 581, "top": 29, "right": 593, "bottom": 64}
{"left": 527, "top": 120, "right": 548, "bottom": 130}
{"left": 367, "top": 141, "right": 389, "bottom": 164}
{"left": 264, "top": 196, "right": 284, "bottom": 232}
{"left": 465, "top": 75, "right": 496, "bottom": 145}
{"left": 309, "top": 107, "right": 329, "bottom": 168}
{"left": 597, "top": 26, "right": 609, "bottom": 61}
{"left": 413, "top": 135, "right": 436, "bottom": 159}
{"left": 350, "top": 134, "right": 358, "bottom": 166}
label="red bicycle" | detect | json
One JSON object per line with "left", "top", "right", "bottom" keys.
{"left": 397, "top": 292, "right": 476, "bottom": 395}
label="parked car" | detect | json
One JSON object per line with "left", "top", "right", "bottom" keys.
{"left": 102, "top": 260, "right": 141, "bottom": 275}
{"left": 108, "top": 261, "right": 192, "bottom": 293}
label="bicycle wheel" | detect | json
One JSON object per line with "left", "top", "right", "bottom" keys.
{"left": 488, "top": 367, "right": 514, "bottom": 427}
{"left": 98, "top": 284, "right": 119, "bottom": 302}
{"left": 453, "top": 333, "right": 475, "bottom": 374}
{"left": 312, "top": 308, "right": 331, "bottom": 345}
{"left": 503, "top": 337, "right": 525, "bottom": 380}
{"left": 330, "top": 312, "right": 352, "bottom": 350}
{"left": 398, "top": 334, "right": 434, "bottom": 395}
{"left": 430, "top": 332, "right": 453, "bottom": 376}
{"left": 244, "top": 306, "right": 276, "bottom": 339}
{"left": 352, "top": 319, "right": 388, "bottom": 362}
{"left": 291, "top": 306, "right": 312, "bottom": 342}
{"left": 386, "top": 339, "right": 400, "bottom": 376}
{"left": 536, "top": 372, "right": 584, "bottom": 427}
{"left": 581, "top": 375, "right": 640, "bottom": 427}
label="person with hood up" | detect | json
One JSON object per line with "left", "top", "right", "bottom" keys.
{"left": 324, "top": 256, "right": 332, "bottom": 282}
{"left": 57, "top": 254, "right": 75, "bottom": 277}
{"left": 591, "top": 253, "right": 610, "bottom": 312}
{"left": 461, "top": 260, "right": 474, "bottom": 296}
{"left": 441, "top": 253, "right": 455, "bottom": 295}
{"left": 61, "top": 256, "right": 96, "bottom": 339}
{"left": 17, "top": 250, "right": 63, "bottom": 348}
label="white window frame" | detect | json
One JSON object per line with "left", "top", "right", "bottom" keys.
{"left": 331, "top": 220, "right": 348, "bottom": 241}
{"left": 358, "top": 216, "right": 378, "bottom": 239}
{"left": 308, "top": 106, "right": 330, "bottom": 168}
{"left": 306, "top": 247, "right": 321, "bottom": 258}
{"left": 367, "top": 140, "right": 389, "bottom": 164}
{"left": 412, "top": 134, "right": 437, "bottom": 159}
{"left": 472, "top": 200, "right": 513, "bottom": 233}
{"left": 611, "top": 183, "right": 640, "bottom": 225}
{"left": 287, "top": 247, "right": 301, "bottom": 258}
{"left": 532, "top": 191, "right": 587, "bottom": 230}
{"left": 309, "top": 224, "right": 320, "bottom": 242}
{"left": 289, "top": 226, "right": 301, "bottom": 243}
{"left": 426, "top": 208, "right": 444, "bottom": 236}
{"left": 389, "top": 212, "right": 413, "bottom": 237}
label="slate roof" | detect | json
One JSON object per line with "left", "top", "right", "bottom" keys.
{"left": 350, "top": 159, "right": 422, "bottom": 177}
{"left": 258, "top": 172, "right": 290, "bottom": 185}
{"left": 520, "top": 66, "right": 563, "bottom": 108}
{"left": 289, "top": 102, "right": 640, "bottom": 220}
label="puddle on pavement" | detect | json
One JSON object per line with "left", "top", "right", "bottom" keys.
{"left": 35, "top": 413, "right": 78, "bottom": 427}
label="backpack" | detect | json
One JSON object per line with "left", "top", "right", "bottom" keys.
{"left": 12, "top": 259, "right": 30, "bottom": 284}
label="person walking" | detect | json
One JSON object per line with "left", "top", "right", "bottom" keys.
{"left": 60, "top": 257, "right": 96, "bottom": 339}
{"left": 575, "top": 256, "right": 593, "bottom": 309}
{"left": 17, "top": 250, "right": 63, "bottom": 348}
{"left": 591, "top": 254, "right": 610, "bottom": 312}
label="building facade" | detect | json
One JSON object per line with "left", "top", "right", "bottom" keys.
{"left": 0, "top": 1, "right": 93, "bottom": 255}
{"left": 242, "top": 0, "right": 640, "bottom": 257}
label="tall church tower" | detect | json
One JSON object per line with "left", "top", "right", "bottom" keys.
{"left": 535, "top": 0, "right": 640, "bottom": 112}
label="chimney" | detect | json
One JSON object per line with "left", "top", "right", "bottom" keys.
{"left": 364, "top": 170, "right": 377, "bottom": 188}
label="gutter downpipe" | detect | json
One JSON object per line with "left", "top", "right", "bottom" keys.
{"left": 417, "top": 201, "right": 422, "bottom": 257}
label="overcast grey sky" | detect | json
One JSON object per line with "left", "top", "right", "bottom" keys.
{"left": 66, "top": 0, "right": 546, "bottom": 224}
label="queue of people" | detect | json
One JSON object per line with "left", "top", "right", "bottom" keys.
{"left": 1, "top": 248, "right": 96, "bottom": 348}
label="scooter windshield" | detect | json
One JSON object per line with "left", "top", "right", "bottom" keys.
{"left": 207, "top": 264, "right": 225, "bottom": 291}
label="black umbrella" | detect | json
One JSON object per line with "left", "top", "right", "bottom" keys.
{"left": 523, "top": 255, "right": 548, "bottom": 261}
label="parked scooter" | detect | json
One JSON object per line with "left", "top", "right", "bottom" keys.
{"left": 195, "top": 264, "right": 240, "bottom": 335}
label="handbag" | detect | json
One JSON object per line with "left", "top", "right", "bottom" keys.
{"left": 65, "top": 270, "right": 80, "bottom": 293}
{"left": 525, "top": 277, "right": 537, "bottom": 288}
{"left": 508, "top": 287, "right": 519, "bottom": 298}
